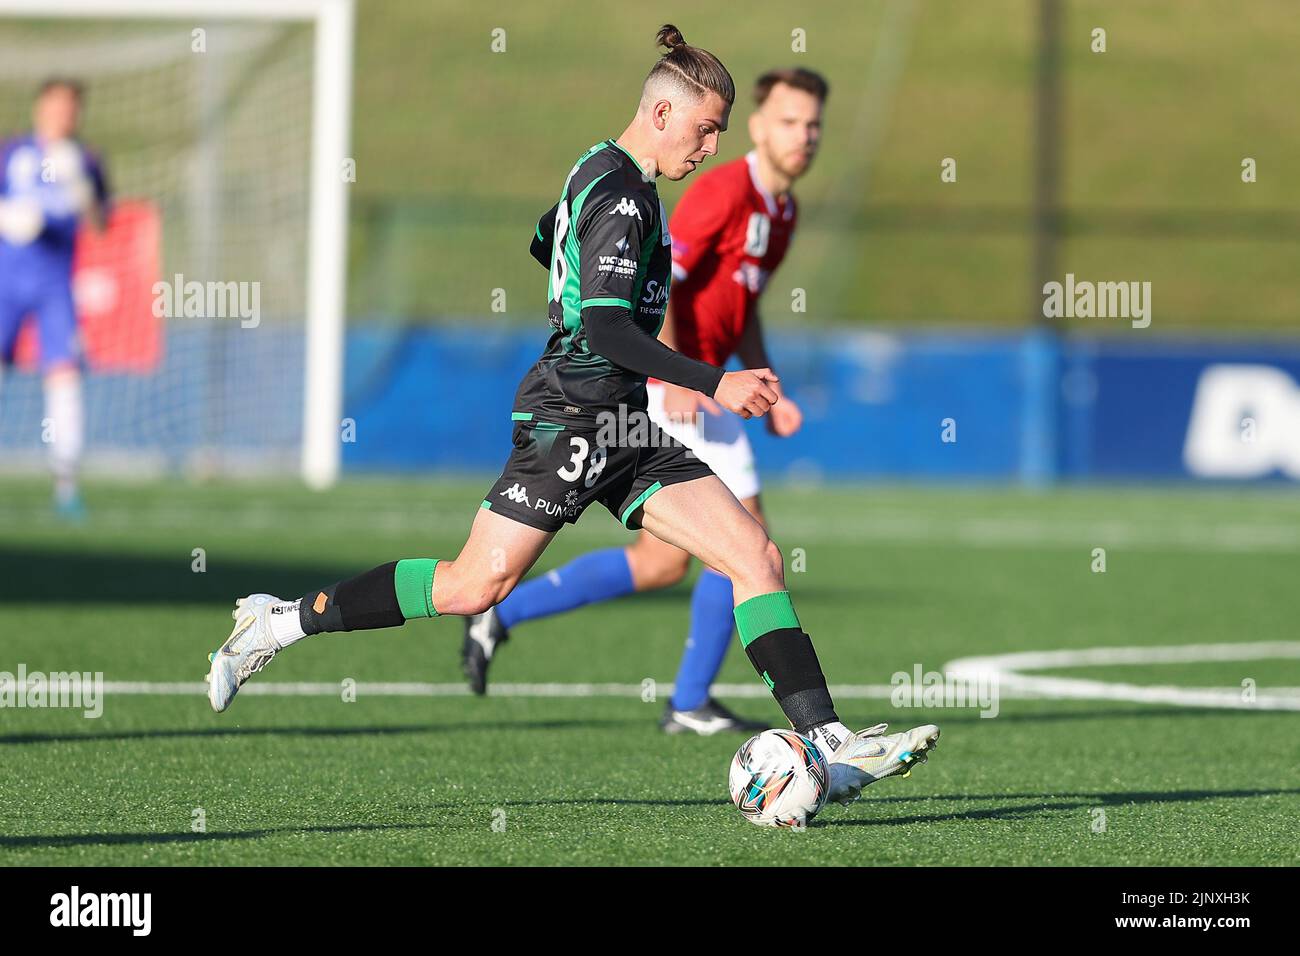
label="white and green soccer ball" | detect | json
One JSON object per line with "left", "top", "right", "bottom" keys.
{"left": 728, "top": 729, "right": 829, "bottom": 828}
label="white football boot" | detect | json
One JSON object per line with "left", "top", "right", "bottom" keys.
{"left": 205, "top": 594, "right": 285, "bottom": 713}
{"left": 825, "top": 722, "right": 941, "bottom": 806}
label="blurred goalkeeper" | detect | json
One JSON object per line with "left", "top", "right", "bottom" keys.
{"left": 0, "top": 78, "right": 109, "bottom": 518}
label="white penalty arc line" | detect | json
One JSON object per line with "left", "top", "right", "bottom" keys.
{"left": 944, "top": 641, "right": 1300, "bottom": 712}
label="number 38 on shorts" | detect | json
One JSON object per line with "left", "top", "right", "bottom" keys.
{"left": 482, "top": 417, "right": 714, "bottom": 534}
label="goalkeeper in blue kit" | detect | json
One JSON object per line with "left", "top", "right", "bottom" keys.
{"left": 0, "top": 79, "right": 108, "bottom": 517}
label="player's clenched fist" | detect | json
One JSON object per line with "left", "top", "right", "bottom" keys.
{"left": 713, "top": 368, "right": 780, "bottom": 419}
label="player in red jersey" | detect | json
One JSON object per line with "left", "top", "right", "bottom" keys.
{"left": 463, "top": 68, "right": 829, "bottom": 734}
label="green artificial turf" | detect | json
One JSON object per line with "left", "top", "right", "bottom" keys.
{"left": 1, "top": 478, "right": 1297, "bottom": 865}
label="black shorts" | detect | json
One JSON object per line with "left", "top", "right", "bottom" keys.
{"left": 483, "top": 414, "right": 714, "bottom": 533}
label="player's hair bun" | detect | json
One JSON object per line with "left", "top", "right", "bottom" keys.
{"left": 646, "top": 23, "right": 734, "bottom": 105}
{"left": 657, "top": 24, "right": 687, "bottom": 53}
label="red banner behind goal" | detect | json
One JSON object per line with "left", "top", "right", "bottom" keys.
{"left": 14, "top": 199, "right": 161, "bottom": 373}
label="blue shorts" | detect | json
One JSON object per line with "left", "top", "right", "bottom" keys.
{"left": 0, "top": 267, "right": 80, "bottom": 371}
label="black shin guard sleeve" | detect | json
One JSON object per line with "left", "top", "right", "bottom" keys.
{"left": 782, "top": 688, "right": 839, "bottom": 738}
{"left": 744, "top": 628, "right": 838, "bottom": 733}
{"left": 299, "top": 561, "right": 406, "bottom": 635}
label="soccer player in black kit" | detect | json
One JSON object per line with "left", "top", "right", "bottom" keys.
{"left": 204, "top": 25, "right": 940, "bottom": 811}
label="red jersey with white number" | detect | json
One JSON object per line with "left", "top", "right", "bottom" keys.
{"left": 666, "top": 151, "right": 797, "bottom": 367}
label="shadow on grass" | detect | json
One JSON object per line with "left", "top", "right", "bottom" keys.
{"left": 0, "top": 545, "right": 356, "bottom": 606}
{"left": 0, "top": 545, "right": 903, "bottom": 608}
{"left": 0, "top": 823, "right": 430, "bottom": 851}
{"left": 817, "top": 786, "right": 1300, "bottom": 827}
{"left": 5, "top": 703, "right": 1279, "bottom": 747}
{"left": 6, "top": 791, "right": 1293, "bottom": 850}
{"left": 483, "top": 786, "right": 1300, "bottom": 825}
{"left": 0, "top": 717, "right": 638, "bottom": 746}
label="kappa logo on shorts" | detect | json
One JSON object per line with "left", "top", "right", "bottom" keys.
{"left": 500, "top": 483, "right": 531, "bottom": 506}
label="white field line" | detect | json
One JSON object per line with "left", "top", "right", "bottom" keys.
{"left": 102, "top": 637, "right": 1300, "bottom": 713}
{"left": 101, "top": 681, "right": 898, "bottom": 699}
{"left": 945, "top": 641, "right": 1300, "bottom": 712}
{"left": 6, "top": 502, "right": 1300, "bottom": 553}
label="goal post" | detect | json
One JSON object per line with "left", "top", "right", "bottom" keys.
{"left": 0, "top": 0, "right": 354, "bottom": 488}
{"left": 302, "top": 0, "right": 353, "bottom": 490}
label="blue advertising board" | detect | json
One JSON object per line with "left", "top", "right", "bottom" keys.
{"left": 340, "top": 324, "right": 1300, "bottom": 483}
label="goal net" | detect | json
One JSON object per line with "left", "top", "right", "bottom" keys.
{"left": 0, "top": 0, "right": 352, "bottom": 486}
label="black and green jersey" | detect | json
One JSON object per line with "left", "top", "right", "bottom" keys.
{"left": 513, "top": 139, "right": 674, "bottom": 426}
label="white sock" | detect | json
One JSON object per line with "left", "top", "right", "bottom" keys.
{"left": 44, "top": 373, "right": 84, "bottom": 500}
{"left": 268, "top": 599, "right": 308, "bottom": 646}
{"left": 808, "top": 721, "right": 852, "bottom": 762}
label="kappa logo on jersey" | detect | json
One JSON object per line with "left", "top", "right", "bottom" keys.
{"left": 499, "top": 483, "right": 531, "bottom": 506}
{"left": 608, "top": 197, "right": 642, "bottom": 219}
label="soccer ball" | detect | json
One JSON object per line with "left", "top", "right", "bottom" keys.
{"left": 728, "top": 729, "right": 829, "bottom": 827}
